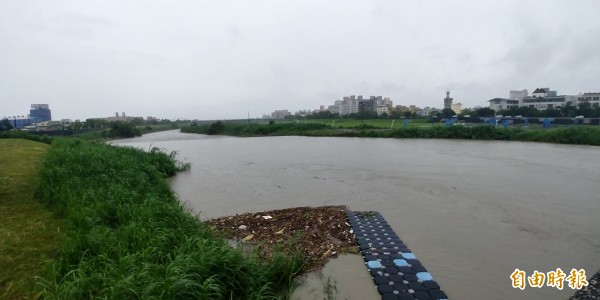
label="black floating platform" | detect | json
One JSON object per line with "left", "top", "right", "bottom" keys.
{"left": 347, "top": 211, "right": 448, "bottom": 300}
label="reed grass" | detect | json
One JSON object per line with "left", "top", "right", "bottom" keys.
{"left": 36, "top": 138, "right": 303, "bottom": 299}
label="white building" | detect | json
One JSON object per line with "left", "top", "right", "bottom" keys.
{"left": 451, "top": 102, "right": 463, "bottom": 114}
{"left": 376, "top": 105, "right": 390, "bottom": 115}
{"left": 519, "top": 88, "right": 576, "bottom": 110}
{"left": 376, "top": 97, "right": 393, "bottom": 115}
{"left": 269, "top": 110, "right": 291, "bottom": 119}
{"left": 380, "top": 97, "right": 393, "bottom": 108}
{"left": 509, "top": 89, "right": 528, "bottom": 101}
{"left": 329, "top": 96, "right": 359, "bottom": 116}
{"left": 417, "top": 107, "right": 441, "bottom": 117}
{"left": 578, "top": 92, "right": 600, "bottom": 108}
{"left": 328, "top": 103, "right": 340, "bottom": 115}
{"left": 488, "top": 98, "right": 519, "bottom": 111}
{"left": 488, "top": 89, "right": 527, "bottom": 111}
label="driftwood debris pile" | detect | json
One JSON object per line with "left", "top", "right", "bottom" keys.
{"left": 209, "top": 206, "right": 358, "bottom": 271}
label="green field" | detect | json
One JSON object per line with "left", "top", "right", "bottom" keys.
{"left": 0, "top": 139, "right": 63, "bottom": 299}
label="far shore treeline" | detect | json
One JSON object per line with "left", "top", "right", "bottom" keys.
{"left": 0, "top": 119, "right": 185, "bottom": 142}
{"left": 181, "top": 121, "right": 600, "bottom": 146}
{"left": 0, "top": 117, "right": 186, "bottom": 141}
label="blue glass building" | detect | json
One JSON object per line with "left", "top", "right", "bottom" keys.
{"left": 30, "top": 104, "right": 52, "bottom": 123}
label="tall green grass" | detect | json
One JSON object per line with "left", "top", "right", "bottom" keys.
{"left": 36, "top": 139, "right": 303, "bottom": 299}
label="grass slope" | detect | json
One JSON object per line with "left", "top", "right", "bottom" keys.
{"left": 36, "top": 139, "right": 303, "bottom": 299}
{"left": 0, "top": 139, "right": 63, "bottom": 299}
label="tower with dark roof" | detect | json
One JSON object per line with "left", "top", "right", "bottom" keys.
{"left": 443, "top": 90, "right": 453, "bottom": 109}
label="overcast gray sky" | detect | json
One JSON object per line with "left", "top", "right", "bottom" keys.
{"left": 1, "top": 0, "right": 599, "bottom": 120}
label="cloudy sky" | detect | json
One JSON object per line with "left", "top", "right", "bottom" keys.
{"left": 1, "top": 0, "right": 599, "bottom": 120}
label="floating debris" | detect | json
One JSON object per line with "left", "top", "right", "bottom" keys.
{"left": 209, "top": 206, "right": 358, "bottom": 272}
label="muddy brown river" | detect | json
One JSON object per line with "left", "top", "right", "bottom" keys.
{"left": 114, "top": 130, "right": 600, "bottom": 299}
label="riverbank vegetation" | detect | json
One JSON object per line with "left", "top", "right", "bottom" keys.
{"left": 352, "top": 124, "right": 600, "bottom": 145}
{"left": 0, "top": 130, "right": 52, "bottom": 144}
{"left": 181, "top": 121, "right": 330, "bottom": 136}
{"left": 0, "top": 139, "right": 63, "bottom": 299}
{"left": 35, "top": 138, "right": 303, "bottom": 298}
{"left": 0, "top": 118, "right": 186, "bottom": 142}
{"left": 181, "top": 121, "right": 600, "bottom": 146}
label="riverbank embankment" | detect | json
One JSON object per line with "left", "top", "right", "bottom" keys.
{"left": 32, "top": 138, "right": 304, "bottom": 298}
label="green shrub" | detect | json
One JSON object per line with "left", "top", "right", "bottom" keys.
{"left": 181, "top": 122, "right": 330, "bottom": 137}
{"left": 207, "top": 121, "right": 226, "bottom": 135}
{"left": 102, "top": 121, "right": 142, "bottom": 138}
{"left": 0, "top": 131, "right": 52, "bottom": 144}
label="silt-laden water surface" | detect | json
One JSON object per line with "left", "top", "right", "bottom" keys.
{"left": 114, "top": 130, "right": 600, "bottom": 299}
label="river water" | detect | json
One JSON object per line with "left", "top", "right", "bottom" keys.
{"left": 114, "top": 130, "right": 600, "bottom": 299}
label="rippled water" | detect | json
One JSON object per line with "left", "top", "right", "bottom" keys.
{"left": 114, "top": 130, "right": 600, "bottom": 299}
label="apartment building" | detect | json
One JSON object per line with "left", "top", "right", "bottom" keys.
{"left": 328, "top": 95, "right": 392, "bottom": 116}
{"left": 578, "top": 92, "right": 600, "bottom": 108}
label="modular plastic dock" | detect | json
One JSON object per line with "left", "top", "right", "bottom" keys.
{"left": 347, "top": 211, "right": 448, "bottom": 300}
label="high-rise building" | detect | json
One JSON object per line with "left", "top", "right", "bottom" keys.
{"left": 30, "top": 104, "right": 52, "bottom": 122}
{"left": 329, "top": 95, "right": 392, "bottom": 116}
